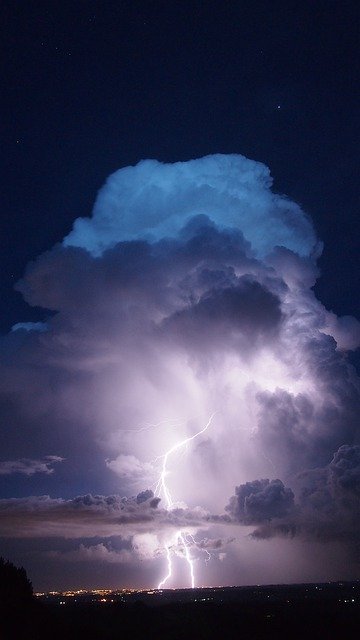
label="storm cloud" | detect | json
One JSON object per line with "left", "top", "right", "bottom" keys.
{"left": 226, "top": 479, "right": 295, "bottom": 524}
{"left": 245, "top": 445, "right": 360, "bottom": 546}
{"left": 1, "top": 154, "right": 359, "bottom": 589}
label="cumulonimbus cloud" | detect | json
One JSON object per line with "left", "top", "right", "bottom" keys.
{"left": 1, "top": 154, "right": 359, "bottom": 586}
{"left": 0, "top": 491, "right": 209, "bottom": 539}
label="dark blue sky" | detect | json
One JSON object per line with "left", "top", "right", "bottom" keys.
{"left": 1, "top": 0, "right": 359, "bottom": 332}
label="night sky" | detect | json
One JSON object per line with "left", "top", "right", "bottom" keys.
{"left": 1, "top": 1, "right": 360, "bottom": 591}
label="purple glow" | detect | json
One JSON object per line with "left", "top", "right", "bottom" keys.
{"left": 1, "top": 155, "right": 359, "bottom": 590}
{"left": 155, "top": 414, "right": 215, "bottom": 588}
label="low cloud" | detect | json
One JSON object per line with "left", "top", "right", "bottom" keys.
{"left": 48, "top": 542, "right": 133, "bottom": 564}
{"left": 0, "top": 490, "right": 209, "bottom": 539}
{"left": 0, "top": 456, "right": 64, "bottom": 476}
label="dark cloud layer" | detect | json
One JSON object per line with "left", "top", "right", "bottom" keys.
{"left": 0, "top": 456, "right": 63, "bottom": 476}
{"left": 241, "top": 446, "right": 360, "bottom": 547}
{"left": 0, "top": 490, "right": 209, "bottom": 539}
{"left": 226, "top": 479, "right": 295, "bottom": 524}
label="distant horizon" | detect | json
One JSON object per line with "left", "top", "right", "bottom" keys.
{"left": 34, "top": 578, "right": 360, "bottom": 597}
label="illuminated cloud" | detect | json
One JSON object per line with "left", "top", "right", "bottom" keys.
{"left": 1, "top": 154, "right": 359, "bottom": 588}
{"left": 11, "top": 322, "right": 48, "bottom": 333}
{"left": 64, "top": 155, "right": 317, "bottom": 258}
{"left": 106, "top": 455, "right": 155, "bottom": 485}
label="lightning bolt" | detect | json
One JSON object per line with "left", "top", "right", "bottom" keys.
{"left": 186, "top": 533, "right": 212, "bottom": 564}
{"left": 123, "top": 418, "right": 185, "bottom": 435}
{"left": 156, "top": 413, "right": 216, "bottom": 590}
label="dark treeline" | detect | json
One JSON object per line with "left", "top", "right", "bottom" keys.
{"left": 0, "top": 557, "right": 33, "bottom": 605}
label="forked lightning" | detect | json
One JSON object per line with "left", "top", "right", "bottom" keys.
{"left": 155, "top": 413, "right": 216, "bottom": 589}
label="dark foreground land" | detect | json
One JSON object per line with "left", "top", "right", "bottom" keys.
{"left": 2, "top": 582, "right": 360, "bottom": 639}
